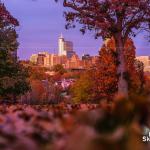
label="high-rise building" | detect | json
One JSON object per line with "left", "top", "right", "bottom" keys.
{"left": 64, "top": 40, "right": 73, "bottom": 52}
{"left": 58, "top": 34, "right": 74, "bottom": 58}
{"left": 58, "top": 34, "right": 65, "bottom": 56}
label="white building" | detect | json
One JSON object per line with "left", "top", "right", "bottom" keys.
{"left": 58, "top": 34, "right": 65, "bottom": 56}
{"left": 58, "top": 34, "right": 74, "bottom": 57}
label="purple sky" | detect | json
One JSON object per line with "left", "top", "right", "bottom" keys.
{"left": 3, "top": 0, "right": 150, "bottom": 60}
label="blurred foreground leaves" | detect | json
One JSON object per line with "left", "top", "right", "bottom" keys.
{"left": 0, "top": 95, "right": 149, "bottom": 150}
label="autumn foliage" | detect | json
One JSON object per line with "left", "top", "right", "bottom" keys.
{"left": 93, "top": 38, "right": 118, "bottom": 101}
{"left": 59, "top": 0, "right": 150, "bottom": 96}
{"left": 0, "top": 3, "right": 30, "bottom": 102}
{"left": 95, "top": 38, "right": 144, "bottom": 100}
{"left": 72, "top": 38, "right": 144, "bottom": 102}
{"left": 0, "top": 3, "right": 19, "bottom": 27}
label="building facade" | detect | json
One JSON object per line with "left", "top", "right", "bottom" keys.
{"left": 30, "top": 51, "right": 98, "bottom": 69}
{"left": 65, "top": 54, "right": 82, "bottom": 69}
{"left": 58, "top": 34, "right": 74, "bottom": 58}
{"left": 29, "top": 34, "right": 98, "bottom": 69}
{"left": 136, "top": 56, "right": 150, "bottom": 72}
{"left": 30, "top": 54, "right": 38, "bottom": 64}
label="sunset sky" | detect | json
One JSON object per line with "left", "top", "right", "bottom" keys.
{"left": 3, "top": 0, "right": 150, "bottom": 60}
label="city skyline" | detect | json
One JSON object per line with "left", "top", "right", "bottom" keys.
{"left": 3, "top": 0, "right": 150, "bottom": 60}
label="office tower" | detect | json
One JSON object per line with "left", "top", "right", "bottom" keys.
{"left": 64, "top": 40, "right": 73, "bottom": 52}
{"left": 58, "top": 34, "right": 65, "bottom": 56}
{"left": 58, "top": 34, "right": 74, "bottom": 58}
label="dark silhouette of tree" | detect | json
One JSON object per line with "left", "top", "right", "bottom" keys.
{"left": 0, "top": 3, "right": 30, "bottom": 102}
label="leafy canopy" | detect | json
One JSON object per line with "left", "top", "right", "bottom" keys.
{"left": 55, "top": 0, "right": 150, "bottom": 43}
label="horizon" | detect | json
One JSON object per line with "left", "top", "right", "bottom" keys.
{"left": 3, "top": 0, "right": 150, "bottom": 60}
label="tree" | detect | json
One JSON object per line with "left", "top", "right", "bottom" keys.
{"left": 133, "top": 59, "right": 145, "bottom": 93}
{"left": 29, "top": 80, "right": 47, "bottom": 104}
{"left": 0, "top": 51, "right": 30, "bottom": 102}
{"left": 0, "top": 3, "right": 19, "bottom": 53}
{"left": 95, "top": 38, "right": 145, "bottom": 100}
{"left": 0, "top": 51, "right": 30, "bottom": 101}
{"left": 0, "top": 3, "right": 18, "bottom": 26}
{"left": 72, "top": 38, "right": 145, "bottom": 103}
{"left": 53, "top": 64, "right": 66, "bottom": 75}
{"left": 0, "top": 3, "right": 30, "bottom": 102}
{"left": 71, "top": 71, "right": 95, "bottom": 103}
{"left": 57, "top": 0, "right": 150, "bottom": 96}
{"left": 28, "top": 66, "right": 48, "bottom": 80}
{"left": 93, "top": 39, "right": 118, "bottom": 101}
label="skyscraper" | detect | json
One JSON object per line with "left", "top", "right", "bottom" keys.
{"left": 58, "top": 34, "right": 65, "bottom": 56}
{"left": 58, "top": 34, "right": 74, "bottom": 58}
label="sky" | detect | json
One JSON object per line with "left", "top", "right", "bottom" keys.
{"left": 2, "top": 0, "right": 150, "bottom": 60}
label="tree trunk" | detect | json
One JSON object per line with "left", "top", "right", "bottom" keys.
{"left": 115, "top": 36, "right": 128, "bottom": 97}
